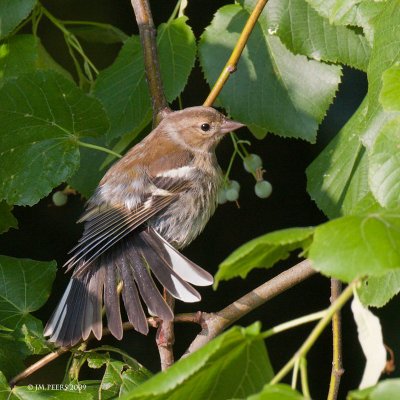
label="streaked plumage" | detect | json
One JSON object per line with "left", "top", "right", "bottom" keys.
{"left": 44, "top": 106, "right": 244, "bottom": 347}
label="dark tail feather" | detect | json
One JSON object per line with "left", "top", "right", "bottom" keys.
{"left": 137, "top": 231, "right": 202, "bottom": 302}
{"left": 86, "top": 264, "right": 105, "bottom": 340}
{"left": 104, "top": 253, "right": 123, "bottom": 339}
{"left": 125, "top": 239, "right": 174, "bottom": 321}
{"left": 45, "top": 229, "right": 213, "bottom": 347}
{"left": 149, "top": 228, "right": 214, "bottom": 286}
{"left": 44, "top": 277, "right": 87, "bottom": 347}
{"left": 117, "top": 250, "right": 148, "bottom": 335}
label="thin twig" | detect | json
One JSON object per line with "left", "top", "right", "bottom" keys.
{"left": 184, "top": 259, "right": 316, "bottom": 356}
{"left": 156, "top": 290, "right": 175, "bottom": 370}
{"left": 9, "top": 347, "right": 69, "bottom": 387}
{"left": 130, "top": 0, "right": 171, "bottom": 124}
{"left": 270, "top": 280, "right": 357, "bottom": 385}
{"left": 327, "top": 279, "right": 344, "bottom": 400}
{"left": 300, "top": 357, "right": 311, "bottom": 399}
{"left": 203, "top": 0, "right": 269, "bottom": 107}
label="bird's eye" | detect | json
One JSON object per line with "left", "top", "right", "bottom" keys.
{"left": 201, "top": 123, "right": 211, "bottom": 132}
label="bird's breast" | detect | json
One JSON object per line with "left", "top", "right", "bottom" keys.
{"left": 149, "top": 169, "right": 222, "bottom": 249}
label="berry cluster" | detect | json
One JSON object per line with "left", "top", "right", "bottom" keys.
{"left": 218, "top": 147, "right": 273, "bottom": 205}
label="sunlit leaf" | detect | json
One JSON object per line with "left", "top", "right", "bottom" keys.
{"left": 199, "top": 3, "right": 341, "bottom": 142}
{"left": 379, "top": 65, "right": 400, "bottom": 112}
{"left": 306, "top": 98, "right": 370, "bottom": 218}
{"left": 122, "top": 323, "right": 273, "bottom": 399}
{"left": 266, "top": 0, "right": 370, "bottom": 70}
{"left": 309, "top": 211, "right": 400, "bottom": 281}
{"left": 215, "top": 227, "right": 314, "bottom": 286}
{"left": 358, "top": 270, "right": 400, "bottom": 308}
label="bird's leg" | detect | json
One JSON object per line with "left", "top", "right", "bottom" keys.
{"left": 156, "top": 289, "right": 175, "bottom": 370}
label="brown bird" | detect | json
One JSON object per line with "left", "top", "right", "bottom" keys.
{"left": 44, "top": 106, "right": 244, "bottom": 347}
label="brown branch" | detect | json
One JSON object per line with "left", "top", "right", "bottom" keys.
{"left": 327, "top": 279, "right": 344, "bottom": 400}
{"left": 130, "top": 0, "right": 171, "bottom": 124}
{"left": 9, "top": 347, "right": 69, "bottom": 387}
{"left": 203, "top": 0, "right": 269, "bottom": 107}
{"left": 156, "top": 290, "right": 175, "bottom": 370}
{"left": 184, "top": 259, "right": 316, "bottom": 356}
{"left": 9, "top": 260, "right": 315, "bottom": 385}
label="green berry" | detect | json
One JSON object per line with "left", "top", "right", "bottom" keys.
{"left": 243, "top": 154, "right": 262, "bottom": 173}
{"left": 217, "top": 188, "right": 227, "bottom": 204}
{"left": 225, "top": 188, "right": 239, "bottom": 202}
{"left": 227, "top": 180, "right": 240, "bottom": 191}
{"left": 52, "top": 191, "right": 68, "bottom": 206}
{"left": 255, "top": 180, "right": 272, "bottom": 199}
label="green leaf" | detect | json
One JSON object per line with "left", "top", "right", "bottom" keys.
{"left": 0, "top": 333, "right": 26, "bottom": 379}
{"left": 0, "top": 256, "right": 56, "bottom": 377}
{"left": 248, "top": 383, "right": 305, "bottom": 399}
{"left": 266, "top": 0, "right": 370, "bottom": 71}
{"left": 0, "top": 0, "right": 36, "bottom": 40}
{"left": 309, "top": 211, "right": 400, "bottom": 282}
{"left": 68, "top": 136, "right": 109, "bottom": 198}
{"left": 0, "top": 371, "right": 16, "bottom": 399}
{"left": 122, "top": 323, "right": 273, "bottom": 400}
{"left": 199, "top": 3, "right": 341, "bottom": 142}
{"left": 93, "top": 16, "right": 196, "bottom": 142}
{"left": 362, "top": 0, "right": 400, "bottom": 150}
{"left": 0, "top": 35, "right": 73, "bottom": 87}
{"left": 87, "top": 352, "right": 109, "bottom": 369}
{"left": 304, "top": 0, "right": 384, "bottom": 43}
{"left": 307, "top": 2, "right": 400, "bottom": 217}
{"left": 368, "top": 118, "right": 400, "bottom": 208}
{"left": 0, "top": 201, "right": 17, "bottom": 234}
{"left": 0, "top": 255, "right": 56, "bottom": 329}
{"left": 379, "top": 66, "right": 400, "bottom": 112}
{"left": 20, "top": 323, "right": 52, "bottom": 355}
{"left": 120, "top": 369, "right": 150, "bottom": 396}
{"left": 67, "top": 23, "right": 129, "bottom": 44}
{"left": 358, "top": 269, "right": 400, "bottom": 308}
{"left": 101, "top": 360, "right": 125, "bottom": 396}
{"left": 86, "top": 350, "right": 151, "bottom": 398}
{"left": 215, "top": 227, "right": 314, "bottom": 286}
{"left": 304, "top": 0, "right": 363, "bottom": 24}
{"left": 157, "top": 17, "right": 196, "bottom": 104}
{"left": 0, "top": 70, "right": 109, "bottom": 206}
{"left": 348, "top": 379, "right": 400, "bottom": 400}
{"left": 306, "top": 97, "right": 372, "bottom": 218}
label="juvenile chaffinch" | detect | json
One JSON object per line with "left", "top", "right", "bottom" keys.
{"left": 44, "top": 106, "right": 244, "bottom": 347}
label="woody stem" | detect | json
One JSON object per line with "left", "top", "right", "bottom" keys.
{"left": 203, "top": 0, "right": 269, "bottom": 107}
{"left": 130, "top": 0, "right": 171, "bottom": 125}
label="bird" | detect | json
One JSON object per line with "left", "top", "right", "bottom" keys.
{"left": 44, "top": 106, "right": 244, "bottom": 347}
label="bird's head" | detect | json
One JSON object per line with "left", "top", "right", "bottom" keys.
{"left": 161, "top": 106, "right": 244, "bottom": 153}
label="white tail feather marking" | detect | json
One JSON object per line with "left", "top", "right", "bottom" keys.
{"left": 44, "top": 280, "right": 73, "bottom": 337}
{"left": 50, "top": 305, "right": 67, "bottom": 343}
{"left": 153, "top": 230, "right": 213, "bottom": 286}
{"left": 170, "top": 275, "right": 200, "bottom": 302}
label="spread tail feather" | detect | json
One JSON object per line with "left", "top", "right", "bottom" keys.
{"left": 45, "top": 228, "right": 213, "bottom": 347}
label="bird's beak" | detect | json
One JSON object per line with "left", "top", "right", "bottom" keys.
{"left": 220, "top": 118, "right": 245, "bottom": 134}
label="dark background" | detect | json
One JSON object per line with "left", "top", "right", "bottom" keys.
{"left": 0, "top": 1, "right": 398, "bottom": 398}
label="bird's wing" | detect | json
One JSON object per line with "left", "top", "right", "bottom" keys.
{"left": 65, "top": 178, "right": 189, "bottom": 276}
